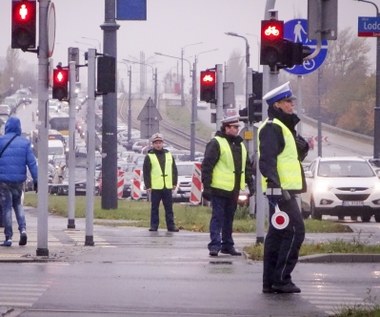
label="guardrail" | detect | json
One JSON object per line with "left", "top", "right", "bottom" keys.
{"left": 302, "top": 115, "right": 373, "bottom": 146}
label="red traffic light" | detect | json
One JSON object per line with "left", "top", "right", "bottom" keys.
{"left": 52, "top": 68, "right": 69, "bottom": 101}
{"left": 261, "top": 20, "right": 284, "bottom": 41}
{"left": 200, "top": 70, "right": 216, "bottom": 103}
{"left": 201, "top": 71, "right": 216, "bottom": 86}
{"left": 11, "top": 0, "right": 37, "bottom": 49}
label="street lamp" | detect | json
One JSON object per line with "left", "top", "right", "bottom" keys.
{"left": 81, "top": 36, "right": 101, "bottom": 52}
{"left": 356, "top": 0, "right": 380, "bottom": 160}
{"left": 123, "top": 58, "right": 158, "bottom": 108}
{"left": 180, "top": 42, "right": 203, "bottom": 107}
{"left": 225, "top": 32, "right": 251, "bottom": 109}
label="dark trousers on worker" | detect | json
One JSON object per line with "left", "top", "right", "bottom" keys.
{"left": 263, "top": 195, "right": 305, "bottom": 288}
{"left": 150, "top": 189, "right": 176, "bottom": 230}
{"left": 208, "top": 195, "right": 237, "bottom": 252}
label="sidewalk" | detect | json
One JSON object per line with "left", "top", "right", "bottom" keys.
{"left": 0, "top": 207, "right": 379, "bottom": 263}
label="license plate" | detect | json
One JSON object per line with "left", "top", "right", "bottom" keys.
{"left": 342, "top": 201, "right": 364, "bottom": 206}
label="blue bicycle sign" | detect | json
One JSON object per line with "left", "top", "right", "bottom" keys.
{"left": 284, "top": 19, "right": 328, "bottom": 75}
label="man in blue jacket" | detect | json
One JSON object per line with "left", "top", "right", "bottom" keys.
{"left": 0, "top": 117, "right": 38, "bottom": 247}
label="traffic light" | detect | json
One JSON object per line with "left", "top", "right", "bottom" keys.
{"left": 200, "top": 70, "right": 216, "bottom": 103}
{"left": 260, "top": 19, "right": 284, "bottom": 67}
{"left": 252, "top": 72, "right": 263, "bottom": 100}
{"left": 260, "top": 19, "right": 312, "bottom": 69}
{"left": 238, "top": 99, "right": 262, "bottom": 124}
{"left": 97, "top": 56, "right": 116, "bottom": 94}
{"left": 11, "top": 0, "right": 37, "bottom": 50}
{"left": 52, "top": 68, "right": 69, "bottom": 101}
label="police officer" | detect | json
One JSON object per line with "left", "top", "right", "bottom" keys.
{"left": 258, "top": 82, "right": 309, "bottom": 294}
{"left": 143, "top": 133, "right": 179, "bottom": 232}
{"left": 202, "top": 115, "right": 254, "bottom": 257}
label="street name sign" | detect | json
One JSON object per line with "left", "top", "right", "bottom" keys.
{"left": 358, "top": 17, "right": 380, "bottom": 37}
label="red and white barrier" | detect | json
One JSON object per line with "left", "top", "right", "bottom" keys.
{"left": 117, "top": 169, "right": 125, "bottom": 199}
{"left": 190, "top": 162, "right": 202, "bottom": 205}
{"left": 131, "top": 168, "right": 142, "bottom": 200}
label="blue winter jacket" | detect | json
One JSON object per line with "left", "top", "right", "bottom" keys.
{"left": 0, "top": 117, "right": 38, "bottom": 183}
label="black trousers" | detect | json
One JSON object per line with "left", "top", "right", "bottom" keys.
{"left": 263, "top": 195, "right": 305, "bottom": 287}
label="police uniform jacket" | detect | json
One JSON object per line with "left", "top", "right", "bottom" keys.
{"left": 202, "top": 130, "right": 254, "bottom": 199}
{"left": 143, "top": 148, "right": 178, "bottom": 190}
{"left": 258, "top": 105, "right": 308, "bottom": 194}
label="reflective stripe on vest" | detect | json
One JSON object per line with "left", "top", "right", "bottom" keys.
{"left": 211, "top": 136, "right": 247, "bottom": 191}
{"left": 148, "top": 152, "right": 173, "bottom": 189}
{"left": 258, "top": 118, "right": 302, "bottom": 191}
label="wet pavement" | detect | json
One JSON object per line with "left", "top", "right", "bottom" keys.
{"left": 0, "top": 208, "right": 379, "bottom": 317}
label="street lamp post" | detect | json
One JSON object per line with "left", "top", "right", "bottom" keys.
{"left": 123, "top": 58, "right": 158, "bottom": 108}
{"left": 356, "top": 0, "right": 380, "bottom": 159}
{"left": 225, "top": 32, "right": 251, "bottom": 109}
{"left": 155, "top": 51, "right": 195, "bottom": 159}
{"left": 180, "top": 42, "right": 203, "bottom": 107}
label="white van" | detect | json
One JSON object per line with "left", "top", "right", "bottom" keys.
{"left": 48, "top": 139, "right": 65, "bottom": 163}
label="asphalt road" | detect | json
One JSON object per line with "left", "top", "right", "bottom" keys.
{"left": 0, "top": 208, "right": 379, "bottom": 317}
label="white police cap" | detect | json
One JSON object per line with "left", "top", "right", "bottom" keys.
{"left": 221, "top": 115, "right": 240, "bottom": 126}
{"left": 263, "top": 81, "right": 296, "bottom": 107}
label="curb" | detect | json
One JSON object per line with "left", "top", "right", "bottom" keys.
{"left": 299, "top": 253, "right": 380, "bottom": 263}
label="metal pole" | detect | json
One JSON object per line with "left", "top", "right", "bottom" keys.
{"left": 181, "top": 48, "right": 185, "bottom": 107}
{"left": 154, "top": 67, "right": 158, "bottom": 108}
{"left": 375, "top": 9, "right": 380, "bottom": 159}
{"left": 256, "top": 0, "right": 277, "bottom": 245}
{"left": 317, "top": 67, "right": 322, "bottom": 157}
{"left": 67, "top": 61, "right": 76, "bottom": 229}
{"left": 190, "top": 61, "right": 196, "bottom": 160}
{"left": 100, "top": 0, "right": 119, "bottom": 209}
{"left": 36, "top": 0, "right": 50, "bottom": 257}
{"left": 216, "top": 64, "right": 224, "bottom": 128}
{"left": 128, "top": 66, "right": 132, "bottom": 142}
{"left": 85, "top": 48, "right": 96, "bottom": 246}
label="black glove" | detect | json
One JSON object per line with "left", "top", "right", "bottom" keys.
{"left": 34, "top": 182, "right": 38, "bottom": 193}
{"left": 202, "top": 187, "right": 212, "bottom": 201}
{"left": 295, "top": 135, "right": 309, "bottom": 162}
{"left": 248, "top": 185, "right": 255, "bottom": 197}
{"left": 266, "top": 180, "right": 282, "bottom": 206}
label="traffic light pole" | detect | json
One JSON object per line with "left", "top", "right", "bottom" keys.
{"left": 36, "top": 0, "right": 50, "bottom": 257}
{"left": 255, "top": 0, "right": 278, "bottom": 245}
{"left": 100, "top": 0, "right": 119, "bottom": 209}
{"left": 85, "top": 49, "right": 97, "bottom": 246}
{"left": 215, "top": 64, "right": 223, "bottom": 128}
{"left": 67, "top": 61, "right": 77, "bottom": 229}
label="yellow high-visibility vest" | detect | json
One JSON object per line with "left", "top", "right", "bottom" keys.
{"left": 148, "top": 152, "right": 173, "bottom": 189}
{"left": 258, "top": 118, "right": 302, "bottom": 191}
{"left": 210, "top": 136, "right": 247, "bottom": 191}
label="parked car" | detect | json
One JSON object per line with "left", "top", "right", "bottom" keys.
{"left": 301, "top": 156, "right": 380, "bottom": 222}
{"left": 172, "top": 161, "right": 195, "bottom": 202}
{"left": 49, "top": 167, "right": 99, "bottom": 196}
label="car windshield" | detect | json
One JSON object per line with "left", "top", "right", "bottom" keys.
{"left": 177, "top": 164, "right": 194, "bottom": 176}
{"left": 318, "top": 161, "right": 375, "bottom": 177}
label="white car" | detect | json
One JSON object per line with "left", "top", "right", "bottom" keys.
{"left": 172, "top": 161, "right": 196, "bottom": 202}
{"left": 301, "top": 156, "right": 380, "bottom": 222}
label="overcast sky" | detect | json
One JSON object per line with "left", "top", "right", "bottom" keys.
{"left": 1, "top": 0, "right": 377, "bottom": 91}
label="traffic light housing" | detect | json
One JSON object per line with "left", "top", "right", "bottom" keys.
{"left": 52, "top": 68, "right": 69, "bottom": 101}
{"left": 97, "top": 56, "right": 116, "bottom": 94}
{"left": 200, "top": 70, "right": 216, "bottom": 103}
{"left": 11, "top": 0, "right": 37, "bottom": 50}
{"left": 260, "top": 19, "right": 312, "bottom": 69}
{"left": 260, "top": 19, "right": 284, "bottom": 67}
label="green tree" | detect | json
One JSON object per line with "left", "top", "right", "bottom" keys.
{"left": 300, "top": 27, "right": 373, "bottom": 135}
